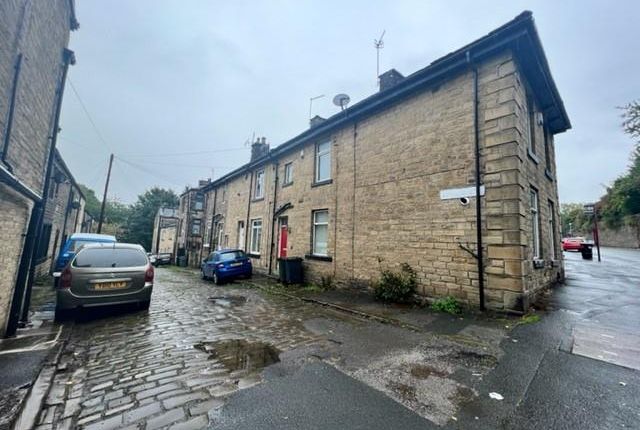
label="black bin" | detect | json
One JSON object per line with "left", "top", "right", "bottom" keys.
{"left": 278, "top": 257, "right": 303, "bottom": 284}
{"left": 580, "top": 244, "right": 593, "bottom": 260}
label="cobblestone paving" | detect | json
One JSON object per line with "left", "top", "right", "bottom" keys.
{"left": 37, "top": 268, "right": 347, "bottom": 430}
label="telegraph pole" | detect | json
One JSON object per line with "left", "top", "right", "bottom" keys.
{"left": 97, "top": 153, "right": 114, "bottom": 233}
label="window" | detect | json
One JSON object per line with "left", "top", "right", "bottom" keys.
{"left": 283, "top": 162, "right": 293, "bottom": 185}
{"left": 237, "top": 221, "right": 245, "bottom": 249}
{"left": 254, "top": 169, "right": 265, "bottom": 199}
{"left": 250, "top": 219, "right": 262, "bottom": 254}
{"left": 216, "top": 223, "right": 224, "bottom": 249}
{"left": 527, "top": 94, "right": 537, "bottom": 155}
{"left": 548, "top": 200, "right": 557, "bottom": 260}
{"left": 312, "top": 210, "right": 329, "bottom": 256}
{"left": 543, "top": 127, "right": 552, "bottom": 173}
{"left": 193, "top": 193, "right": 204, "bottom": 211}
{"left": 222, "top": 186, "right": 227, "bottom": 202}
{"left": 191, "top": 219, "right": 202, "bottom": 236}
{"left": 73, "top": 247, "right": 147, "bottom": 268}
{"left": 530, "top": 189, "right": 540, "bottom": 259}
{"left": 315, "top": 141, "right": 331, "bottom": 183}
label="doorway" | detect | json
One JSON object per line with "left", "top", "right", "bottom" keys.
{"left": 237, "top": 221, "right": 245, "bottom": 250}
{"left": 278, "top": 217, "right": 288, "bottom": 259}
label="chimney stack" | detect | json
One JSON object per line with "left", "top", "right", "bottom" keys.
{"left": 379, "top": 69, "right": 405, "bottom": 92}
{"left": 251, "top": 137, "right": 270, "bottom": 162}
{"left": 309, "top": 115, "right": 326, "bottom": 129}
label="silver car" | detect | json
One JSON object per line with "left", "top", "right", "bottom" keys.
{"left": 55, "top": 243, "right": 154, "bottom": 320}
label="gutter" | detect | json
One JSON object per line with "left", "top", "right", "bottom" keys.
{"left": 0, "top": 164, "right": 41, "bottom": 202}
{"left": 467, "top": 50, "right": 486, "bottom": 311}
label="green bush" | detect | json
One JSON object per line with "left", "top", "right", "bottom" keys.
{"left": 374, "top": 263, "right": 417, "bottom": 303}
{"left": 431, "top": 296, "right": 462, "bottom": 315}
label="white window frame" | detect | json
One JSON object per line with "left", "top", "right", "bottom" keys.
{"left": 530, "top": 189, "right": 540, "bottom": 259}
{"left": 283, "top": 162, "right": 293, "bottom": 185}
{"left": 237, "top": 220, "right": 245, "bottom": 250}
{"left": 312, "top": 210, "right": 329, "bottom": 256}
{"left": 315, "top": 141, "right": 331, "bottom": 183}
{"left": 548, "top": 200, "right": 556, "bottom": 260}
{"left": 250, "top": 219, "right": 262, "bottom": 255}
{"left": 191, "top": 219, "right": 202, "bottom": 236}
{"left": 254, "top": 169, "right": 265, "bottom": 199}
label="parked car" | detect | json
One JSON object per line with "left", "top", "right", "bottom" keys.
{"left": 54, "top": 243, "right": 154, "bottom": 320}
{"left": 154, "top": 253, "right": 172, "bottom": 266}
{"left": 201, "top": 249, "right": 252, "bottom": 285}
{"left": 562, "top": 237, "right": 585, "bottom": 251}
{"left": 54, "top": 233, "right": 117, "bottom": 273}
{"left": 147, "top": 253, "right": 157, "bottom": 265}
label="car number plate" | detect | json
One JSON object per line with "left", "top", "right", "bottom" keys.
{"left": 230, "top": 262, "right": 242, "bottom": 267}
{"left": 94, "top": 281, "right": 127, "bottom": 290}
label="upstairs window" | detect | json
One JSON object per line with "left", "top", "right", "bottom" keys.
{"left": 315, "top": 141, "right": 331, "bottom": 183}
{"left": 527, "top": 94, "right": 537, "bottom": 156}
{"left": 283, "top": 162, "right": 293, "bottom": 186}
{"left": 193, "top": 192, "right": 204, "bottom": 211}
{"left": 191, "top": 219, "right": 202, "bottom": 236}
{"left": 543, "top": 127, "right": 552, "bottom": 173}
{"left": 254, "top": 169, "right": 265, "bottom": 199}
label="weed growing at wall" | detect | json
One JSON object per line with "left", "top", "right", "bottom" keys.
{"left": 431, "top": 296, "right": 462, "bottom": 315}
{"left": 374, "top": 263, "right": 417, "bottom": 303}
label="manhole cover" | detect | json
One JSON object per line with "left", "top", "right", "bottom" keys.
{"left": 194, "top": 339, "right": 280, "bottom": 372}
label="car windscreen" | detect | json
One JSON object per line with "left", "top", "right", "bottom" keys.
{"left": 73, "top": 248, "right": 147, "bottom": 268}
{"left": 219, "top": 251, "right": 245, "bottom": 262}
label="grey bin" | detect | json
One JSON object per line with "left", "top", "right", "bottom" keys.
{"left": 177, "top": 256, "right": 187, "bottom": 267}
{"left": 278, "top": 257, "right": 303, "bottom": 284}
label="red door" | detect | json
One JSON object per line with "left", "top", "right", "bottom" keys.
{"left": 279, "top": 226, "right": 288, "bottom": 258}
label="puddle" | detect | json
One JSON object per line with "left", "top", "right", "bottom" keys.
{"left": 208, "top": 295, "right": 247, "bottom": 307}
{"left": 409, "top": 364, "right": 448, "bottom": 379}
{"left": 448, "top": 350, "right": 497, "bottom": 368}
{"left": 194, "top": 339, "right": 280, "bottom": 372}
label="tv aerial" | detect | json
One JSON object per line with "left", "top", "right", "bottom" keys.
{"left": 333, "top": 93, "right": 351, "bottom": 111}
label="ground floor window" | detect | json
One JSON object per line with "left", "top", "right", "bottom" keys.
{"left": 530, "top": 188, "right": 540, "bottom": 259}
{"left": 250, "top": 219, "right": 262, "bottom": 254}
{"left": 312, "top": 210, "right": 329, "bottom": 256}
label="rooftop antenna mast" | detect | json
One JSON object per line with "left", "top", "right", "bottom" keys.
{"left": 309, "top": 94, "right": 325, "bottom": 119}
{"left": 374, "top": 30, "right": 386, "bottom": 88}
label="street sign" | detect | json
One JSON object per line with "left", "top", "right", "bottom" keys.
{"left": 583, "top": 204, "right": 595, "bottom": 215}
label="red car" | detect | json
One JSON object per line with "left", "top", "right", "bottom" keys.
{"left": 562, "top": 237, "right": 584, "bottom": 251}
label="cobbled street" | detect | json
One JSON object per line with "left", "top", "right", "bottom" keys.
{"left": 39, "top": 268, "right": 345, "bottom": 430}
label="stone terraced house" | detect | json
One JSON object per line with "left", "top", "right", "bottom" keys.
{"left": 0, "top": 0, "right": 78, "bottom": 336}
{"left": 183, "top": 11, "right": 570, "bottom": 313}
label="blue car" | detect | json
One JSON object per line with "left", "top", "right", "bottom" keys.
{"left": 201, "top": 249, "right": 252, "bottom": 285}
{"left": 54, "top": 233, "right": 117, "bottom": 273}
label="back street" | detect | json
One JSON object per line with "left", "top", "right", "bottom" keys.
{"left": 3, "top": 247, "right": 638, "bottom": 430}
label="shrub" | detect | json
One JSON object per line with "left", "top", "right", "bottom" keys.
{"left": 374, "top": 263, "right": 417, "bottom": 303}
{"left": 431, "top": 296, "right": 462, "bottom": 315}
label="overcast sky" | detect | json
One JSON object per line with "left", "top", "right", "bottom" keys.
{"left": 57, "top": 0, "right": 640, "bottom": 205}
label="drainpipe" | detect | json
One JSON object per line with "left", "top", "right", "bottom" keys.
{"left": 58, "top": 183, "right": 74, "bottom": 255}
{"left": 268, "top": 160, "right": 279, "bottom": 275}
{"left": 467, "top": 51, "right": 485, "bottom": 311}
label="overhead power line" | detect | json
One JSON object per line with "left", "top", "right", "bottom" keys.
{"left": 120, "top": 147, "right": 246, "bottom": 158}
{"left": 67, "top": 78, "right": 114, "bottom": 153}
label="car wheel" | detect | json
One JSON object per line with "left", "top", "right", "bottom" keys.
{"left": 54, "top": 307, "right": 74, "bottom": 322}
{"left": 213, "top": 272, "right": 222, "bottom": 285}
{"left": 139, "top": 300, "right": 151, "bottom": 310}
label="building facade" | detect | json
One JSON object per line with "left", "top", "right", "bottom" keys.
{"left": 152, "top": 207, "right": 179, "bottom": 257}
{"left": 176, "top": 181, "right": 209, "bottom": 266}
{"left": 183, "top": 12, "right": 570, "bottom": 312}
{"left": 34, "top": 149, "right": 85, "bottom": 277}
{"left": 0, "top": 0, "right": 78, "bottom": 336}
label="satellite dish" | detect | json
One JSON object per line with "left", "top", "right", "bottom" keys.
{"left": 333, "top": 93, "right": 350, "bottom": 111}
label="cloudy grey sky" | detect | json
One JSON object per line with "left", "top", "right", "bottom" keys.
{"left": 57, "top": 0, "right": 640, "bottom": 205}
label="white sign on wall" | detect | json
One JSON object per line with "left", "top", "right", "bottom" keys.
{"left": 439, "top": 185, "right": 485, "bottom": 200}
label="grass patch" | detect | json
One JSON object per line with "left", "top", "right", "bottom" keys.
{"left": 519, "top": 314, "right": 541, "bottom": 325}
{"left": 431, "top": 296, "right": 462, "bottom": 315}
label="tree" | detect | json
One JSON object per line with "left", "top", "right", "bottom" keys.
{"left": 121, "top": 188, "right": 179, "bottom": 251}
{"left": 79, "top": 184, "right": 101, "bottom": 218}
{"left": 622, "top": 100, "right": 640, "bottom": 142}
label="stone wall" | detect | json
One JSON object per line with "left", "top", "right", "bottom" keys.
{"left": 0, "top": 0, "right": 74, "bottom": 335}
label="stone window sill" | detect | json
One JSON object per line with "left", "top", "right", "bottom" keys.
{"left": 305, "top": 254, "right": 332, "bottom": 262}
{"left": 311, "top": 179, "right": 333, "bottom": 188}
{"left": 252, "top": 197, "right": 265, "bottom": 203}
{"left": 544, "top": 168, "right": 554, "bottom": 181}
{"left": 527, "top": 148, "right": 540, "bottom": 165}
{"left": 248, "top": 253, "right": 261, "bottom": 259}
{"left": 282, "top": 181, "right": 293, "bottom": 188}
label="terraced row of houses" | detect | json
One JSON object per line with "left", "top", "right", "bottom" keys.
{"left": 175, "top": 12, "right": 571, "bottom": 313}
{"left": 0, "top": 0, "right": 84, "bottom": 337}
